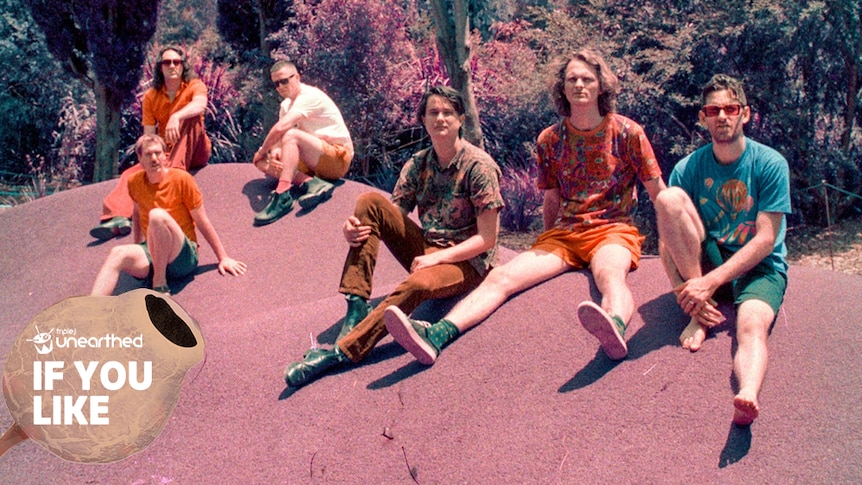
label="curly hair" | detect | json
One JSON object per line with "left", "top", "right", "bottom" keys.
{"left": 700, "top": 74, "right": 747, "bottom": 106}
{"left": 550, "top": 48, "right": 620, "bottom": 117}
{"left": 152, "top": 46, "right": 198, "bottom": 90}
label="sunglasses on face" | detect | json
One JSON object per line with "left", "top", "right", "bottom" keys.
{"left": 272, "top": 74, "right": 297, "bottom": 88}
{"left": 161, "top": 59, "right": 183, "bottom": 67}
{"left": 702, "top": 104, "right": 743, "bottom": 117}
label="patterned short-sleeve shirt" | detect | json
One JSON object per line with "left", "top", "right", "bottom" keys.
{"left": 536, "top": 114, "right": 662, "bottom": 231}
{"left": 391, "top": 141, "right": 504, "bottom": 275}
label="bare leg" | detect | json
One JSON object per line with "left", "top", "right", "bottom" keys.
{"left": 90, "top": 244, "right": 151, "bottom": 296}
{"left": 732, "top": 299, "right": 774, "bottom": 425}
{"left": 145, "top": 209, "right": 186, "bottom": 289}
{"left": 590, "top": 244, "right": 635, "bottom": 323}
{"left": 446, "top": 249, "right": 571, "bottom": 332}
{"left": 276, "top": 129, "right": 325, "bottom": 193}
{"left": 655, "top": 187, "right": 710, "bottom": 349}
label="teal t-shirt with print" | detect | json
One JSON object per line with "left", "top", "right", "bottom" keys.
{"left": 669, "top": 137, "right": 791, "bottom": 274}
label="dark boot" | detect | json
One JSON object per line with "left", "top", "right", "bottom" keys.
{"left": 283, "top": 346, "right": 348, "bottom": 387}
{"left": 336, "top": 294, "right": 371, "bottom": 341}
{"left": 253, "top": 190, "right": 294, "bottom": 226}
{"left": 297, "top": 176, "right": 335, "bottom": 210}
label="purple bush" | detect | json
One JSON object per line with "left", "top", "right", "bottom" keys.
{"left": 500, "top": 163, "right": 542, "bottom": 232}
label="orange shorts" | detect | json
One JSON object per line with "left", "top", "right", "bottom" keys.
{"left": 298, "top": 141, "right": 351, "bottom": 179}
{"left": 256, "top": 141, "right": 352, "bottom": 180}
{"left": 531, "top": 223, "right": 645, "bottom": 270}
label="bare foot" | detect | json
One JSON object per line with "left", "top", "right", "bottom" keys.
{"left": 679, "top": 316, "right": 708, "bottom": 351}
{"left": 733, "top": 393, "right": 760, "bottom": 426}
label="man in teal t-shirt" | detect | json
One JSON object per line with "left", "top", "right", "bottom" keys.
{"left": 654, "top": 74, "right": 791, "bottom": 426}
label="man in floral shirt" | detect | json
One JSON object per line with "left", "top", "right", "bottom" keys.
{"left": 385, "top": 48, "right": 665, "bottom": 363}
{"left": 282, "top": 85, "right": 503, "bottom": 387}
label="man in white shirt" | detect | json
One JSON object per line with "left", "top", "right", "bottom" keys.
{"left": 251, "top": 60, "right": 354, "bottom": 226}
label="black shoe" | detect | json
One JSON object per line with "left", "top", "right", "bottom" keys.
{"left": 283, "top": 347, "right": 347, "bottom": 387}
{"left": 336, "top": 294, "right": 371, "bottom": 341}
{"left": 254, "top": 190, "right": 294, "bottom": 226}
{"left": 89, "top": 216, "right": 132, "bottom": 240}
{"left": 297, "top": 177, "right": 334, "bottom": 210}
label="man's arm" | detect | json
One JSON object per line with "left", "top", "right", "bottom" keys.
{"left": 678, "top": 211, "right": 783, "bottom": 305}
{"left": 643, "top": 176, "right": 667, "bottom": 203}
{"left": 189, "top": 205, "right": 247, "bottom": 276}
{"left": 542, "top": 188, "right": 561, "bottom": 231}
{"left": 164, "top": 94, "right": 208, "bottom": 144}
{"left": 254, "top": 110, "right": 309, "bottom": 163}
{"left": 410, "top": 208, "right": 501, "bottom": 273}
{"left": 131, "top": 204, "right": 143, "bottom": 243}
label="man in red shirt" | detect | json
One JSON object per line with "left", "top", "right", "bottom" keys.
{"left": 386, "top": 49, "right": 666, "bottom": 363}
{"left": 90, "top": 46, "right": 212, "bottom": 240}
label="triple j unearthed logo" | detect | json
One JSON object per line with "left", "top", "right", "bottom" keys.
{"left": 26, "top": 325, "right": 144, "bottom": 355}
{"left": 3, "top": 290, "right": 203, "bottom": 463}
{"left": 26, "top": 326, "right": 54, "bottom": 355}
{"left": 25, "top": 325, "right": 150, "bottom": 426}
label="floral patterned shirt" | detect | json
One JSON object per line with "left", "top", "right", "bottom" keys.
{"left": 392, "top": 141, "right": 504, "bottom": 275}
{"left": 536, "top": 114, "right": 662, "bottom": 231}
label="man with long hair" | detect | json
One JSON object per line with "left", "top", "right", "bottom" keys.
{"left": 385, "top": 48, "right": 666, "bottom": 364}
{"left": 90, "top": 46, "right": 212, "bottom": 240}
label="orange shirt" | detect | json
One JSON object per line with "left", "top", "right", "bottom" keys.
{"left": 142, "top": 78, "right": 207, "bottom": 139}
{"left": 128, "top": 169, "right": 203, "bottom": 243}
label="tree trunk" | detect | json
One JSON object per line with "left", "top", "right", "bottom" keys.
{"left": 429, "top": 0, "right": 484, "bottom": 148}
{"left": 840, "top": 52, "right": 858, "bottom": 154}
{"left": 256, "top": 0, "right": 269, "bottom": 54}
{"left": 93, "top": 80, "right": 123, "bottom": 182}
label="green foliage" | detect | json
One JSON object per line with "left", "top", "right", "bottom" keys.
{"left": 156, "top": 0, "right": 216, "bottom": 45}
{"left": 269, "top": 0, "right": 432, "bottom": 191}
{"left": 2, "top": 0, "right": 859, "bottom": 228}
{"left": 0, "top": 0, "right": 86, "bottom": 176}
{"left": 25, "top": 0, "right": 161, "bottom": 181}
{"left": 216, "top": 0, "right": 295, "bottom": 62}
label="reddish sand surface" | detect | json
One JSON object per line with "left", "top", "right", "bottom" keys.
{"left": 1, "top": 163, "right": 860, "bottom": 483}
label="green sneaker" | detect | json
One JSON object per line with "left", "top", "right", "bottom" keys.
{"left": 383, "top": 306, "right": 440, "bottom": 365}
{"left": 254, "top": 190, "right": 294, "bottom": 226}
{"left": 89, "top": 216, "right": 132, "bottom": 240}
{"left": 297, "top": 177, "right": 334, "bottom": 210}
{"left": 577, "top": 301, "right": 628, "bottom": 360}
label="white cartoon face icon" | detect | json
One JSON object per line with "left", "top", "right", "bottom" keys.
{"left": 25, "top": 327, "right": 53, "bottom": 355}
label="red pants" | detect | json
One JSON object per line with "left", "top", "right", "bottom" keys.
{"left": 336, "top": 193, "right": 484, "bottom": 362}
{"left": 100, "top": 118, "right": 211, "bottom": 221}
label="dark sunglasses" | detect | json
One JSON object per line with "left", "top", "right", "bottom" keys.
{"left": 272, "top": 74, "right": 297, "bottom": 87}
{"left": 702, "top": 104, "right": 743, "bottom": 117}
{"left": 161, "top": 59, "right": 183, "bottom": 67}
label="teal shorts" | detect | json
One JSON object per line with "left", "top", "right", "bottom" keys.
{"left": 140, "top": 237, "right": 199, "bottom": 281}
{"left": 702, "top": 239, "right": 787, "bottom": 314}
